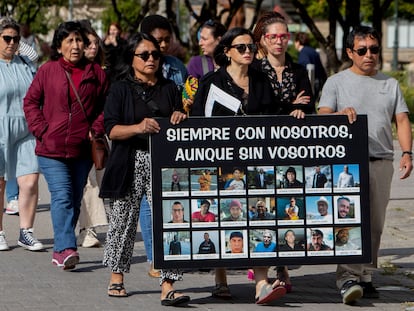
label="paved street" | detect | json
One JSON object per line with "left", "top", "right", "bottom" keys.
{"left": 1, "top": 141, "right": 413, "bottom": 311}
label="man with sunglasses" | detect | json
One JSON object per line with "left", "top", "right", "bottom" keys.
{"left": 319, "top": 26, "right": 412, "bottom": 305}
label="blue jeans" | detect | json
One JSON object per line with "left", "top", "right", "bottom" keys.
{"left": 6, "top": 177, "right": 19, "bottom": 202}
{"left": 38, "top": 156, "right": 92, "bottom": 252}
{"left": 139, "top": 194, "right": 153, "bottom": 262}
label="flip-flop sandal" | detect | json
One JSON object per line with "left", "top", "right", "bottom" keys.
{"left": 274, "top": 267, "right": 293, "bottom": 293}
{"left": 161, "top": 290, "right": 190, "bottom": 306}
{"left": 255, "top": 284, "right": 286, "bottom": 304}
{"left": 108, "top": 283, "right": 128, "bottom": 297}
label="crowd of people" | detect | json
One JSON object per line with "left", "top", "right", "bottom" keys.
{"left": 0, "top": 10, "right": 412, "bottom": 308}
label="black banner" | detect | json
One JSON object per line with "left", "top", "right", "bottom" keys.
{"left": 150, "top": 115, "right": 371, "bottom": 269}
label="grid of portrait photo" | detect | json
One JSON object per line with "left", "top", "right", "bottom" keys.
{"left": 160, "top": 164, "right": 363, "bottom": 263}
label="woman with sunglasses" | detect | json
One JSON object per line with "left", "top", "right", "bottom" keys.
{"left": 191, "top": 27, "right": 277, "bottom": 117}
{"left": 251, "top": 11, "right": 316, "bottom": 295}
{"left": 24, "top": 21, "right": 108, "bottom": 268}
{"left": 191, "top": 27, "right": 285, "bottom": 304}
{"left": 0, "top": 17, "right": 43, "bottom": 252}
{"left": 99, "top": 32, "right": 189, "bottom": 305}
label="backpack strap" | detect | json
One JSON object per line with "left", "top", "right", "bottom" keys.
{"left": 201, "top": 55, "right": 209, "bottom": 75}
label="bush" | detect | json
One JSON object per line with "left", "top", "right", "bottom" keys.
{"left": 386, "top": 71, "right": 414, "bottom": 121}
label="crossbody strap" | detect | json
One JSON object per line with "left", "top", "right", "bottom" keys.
{"left": 201, "top": 55, "right": 209, "bottom": 75}
{"left": 65, "top": 70, "right": 91, "bottom": 127}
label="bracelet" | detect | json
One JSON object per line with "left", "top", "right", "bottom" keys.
{"left": 402, "top": 151, "right": 413, "bottom": 157}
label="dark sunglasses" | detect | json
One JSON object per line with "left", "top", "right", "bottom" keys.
{"left": 352, "top": 45, "right": 380, "bottom": 56}
{"left": 230, "top": 43, "right": 257, "bottom": 54}
{"left": 134, "top": 50, "right": 161, "bottom": 61}
{"left": 1, "top": 35, "right": 20, "bottom": 44}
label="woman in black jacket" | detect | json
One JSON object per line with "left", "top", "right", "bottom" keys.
{"left": 100, "top": 32, "right": 188, "bottom": 306}
{"left": 190, "top": 27, "right": 287, "bottom": 304}
{"left": 190, "top": 27, "right": 278, "bottom": 117}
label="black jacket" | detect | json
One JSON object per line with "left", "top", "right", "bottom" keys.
{"left": 190, "top": 66, "right": 279, "bottom": 116}
{"left": 99, "top": 77, "right": 181, "bottom": 198}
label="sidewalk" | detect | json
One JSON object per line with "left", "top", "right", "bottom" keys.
{"left": 1, "top": 142, "right": 413, "bottom": 311}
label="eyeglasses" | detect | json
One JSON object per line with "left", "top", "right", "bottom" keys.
{"left": 352, "top": 46, "right": 380, "bottom": 56}
{"left": 134, "top": 50, "right": 161, "bottom": 61}
{"left": 230, "top": 43, "right": 257, "bottom": 54}
{"left": 1, "top": 35, "right": 20, "bottom": 44}
{"left": 264, "top": 33, "right": 290, "bottom": 43}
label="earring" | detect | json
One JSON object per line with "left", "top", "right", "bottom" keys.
{"left": 228, "top": 57, "right": 231, "bottom": 62}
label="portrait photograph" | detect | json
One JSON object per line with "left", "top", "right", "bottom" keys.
{"left": 334, "top": 226, "right": 362, "bottom": 255}
{"left": 276, "top": 165, "right": 304, "bottom": 194}
{"left": 248, "top": 196, "right": 276, "bottom": 226}
{"left": 333, "top": 195, "right": 361, "bottom": 224}
{"left": 306, "top": 227, "right": 334, "bottom": 256}
{"left": 190, "top": 198, "right": 219, "bottom": 228}
{"left": 304, "top": 165, "right": 332, "bottom": 193}
{"left": 277, "top": 228, "right": 306, "bottom": 256}
{"left": 163, "top": 231, "right": 191, "bottom": 260}
{"left": 276, "top": 196, "right": 305, "bottom": 226}
{"left": 332, "top": 164, "right": 360, "bottom": 193}
{"left": 218, "top": 166, "right": 247, "bottom": 196}
{"left": 246, "top": 165, "right": 275, "bottom": 195}
{"left": 250, "top": 229, "right": 277, "bottom": 258}
{"left": 221, "top": 229, "right": 248, "bottom": 259}
{"left": 190, "top": 167, "right": 218, "bottom": 196}
{"left": 192, "top": 230, "right": 220, "bottom": 260}
{"left": 306, "top": 195, "right": 333, "bottom": 225}
{"left": 161, "top": 167, "right": 189, "bottom": 197}
{"left": 162, "top": 199, "right": 190, "bottom": 229}
{"left": 219, "top": 198, "right": 247, "bottom": 227}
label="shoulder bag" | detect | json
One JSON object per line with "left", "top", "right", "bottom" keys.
{"left": 65, "top": 71, "right": 109, "bottom": 170}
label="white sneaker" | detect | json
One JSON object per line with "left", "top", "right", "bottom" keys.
{"left": 5, "top": 199, "right": 19, "bottom": 215}
{"left": 81, "top": 228, "right": 101, "bottom": 248}
{"left": 0, "top": 231, "right": 10, "bottom": 251}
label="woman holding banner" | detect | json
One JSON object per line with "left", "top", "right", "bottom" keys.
{"left": 252, "top": 11, "right": 316, "bottom": 295}
{"left": 99, "top": 33, "right": 189, "bottom": 306}
{"left": 191, "top": 27, "right": 286, "bottom": 304}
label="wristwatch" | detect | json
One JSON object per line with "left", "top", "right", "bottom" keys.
{"left": 402, "top": 151, "right": 413, "bottom": 159}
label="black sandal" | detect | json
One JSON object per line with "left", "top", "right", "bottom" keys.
{"left": 108, "top": 283, "right": 128, "bottom": 297}
{"left": 161, "top": 290, "right": 190, "bottom": 306}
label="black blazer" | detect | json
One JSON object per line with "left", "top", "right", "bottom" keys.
{"left": 191, "top": 66, "right": 280, "bottom": 116}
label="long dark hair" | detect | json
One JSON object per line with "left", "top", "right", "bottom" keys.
{"left": 79, "top": 19, "right": 105, "bottom": 67}
{"left": 50, "top": 21, "right": 89, "bottom": 61}
{"left": 213, "top": 27, "right": 254, "bottom": 67}
{"left": 112, "top": 32, "right": 163, "bottom": 81}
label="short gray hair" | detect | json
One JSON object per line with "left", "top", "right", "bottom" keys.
{"left": 0, "top": 16, "right": 20, "bottom": 34}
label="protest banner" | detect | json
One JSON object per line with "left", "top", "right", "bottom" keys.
{"left": 150, "top": 115, "right": 370, "bottom": 269}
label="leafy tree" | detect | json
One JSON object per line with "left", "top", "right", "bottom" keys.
{"left": 1, "top": 0, "right": 66, "bottom": 35}
{"left": 293, "top": 0, "right": 414, "bottom": 73}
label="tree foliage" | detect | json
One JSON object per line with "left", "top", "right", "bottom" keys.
{"left": 1, "top": 0, "right": 66, "bottom": 35}
{"left": 101, "top": 0, "right": 144, "bottom": 35}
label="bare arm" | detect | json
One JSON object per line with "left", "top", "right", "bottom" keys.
{"left": 318, "top": 106, "right": 357, "bottom": 124}
{"left": 395, "top": 112, "right": 413, "bottom": 179}
{"left": 108, "top": 118, "right": 160, "bottom": 140}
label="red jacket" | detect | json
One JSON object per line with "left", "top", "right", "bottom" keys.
{"left": 24, "top": 58, "right": 108, "bottom": 159}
